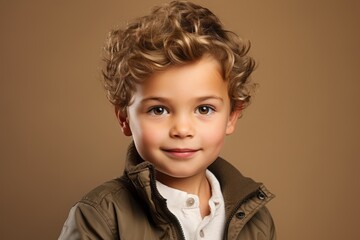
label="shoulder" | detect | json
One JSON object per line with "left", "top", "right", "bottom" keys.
{"left": 249, "top": 206, "right": 277, "bottom": 239}
{"left": 252, "top": 206, "right": 275, "bottom": 227}
{"left": 59, "top": 178, "right": 135, "bottom": 239}
{"left": 80, "top": 177, "right": 132, "bottom": 206}
{"left": 76, "top": 177, "right": 139, "bottom": 226}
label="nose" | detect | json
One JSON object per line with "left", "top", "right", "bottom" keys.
{"left": 169, "top": 114, "right": 194, "bottom": 139}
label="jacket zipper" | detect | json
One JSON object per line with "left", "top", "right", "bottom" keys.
{"left": 149, "top": 166, "right": 186, "bottom": 240}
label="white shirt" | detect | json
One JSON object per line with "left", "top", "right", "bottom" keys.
{"left": 156, "top": 170, "right": 225, "bottom": 240}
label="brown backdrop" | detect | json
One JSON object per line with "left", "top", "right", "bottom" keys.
{"left": 1, "top": 0, "right": 359, "bottom": 239}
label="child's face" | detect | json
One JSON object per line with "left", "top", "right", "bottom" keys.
{"left": 118, "top": 55, "right": 241, "bottom": 182}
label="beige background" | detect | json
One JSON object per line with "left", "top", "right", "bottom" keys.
{"left": 1, "top": 0, "right": 359, "bottom": 239}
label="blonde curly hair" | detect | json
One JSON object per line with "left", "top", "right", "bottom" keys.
{"left": 102, "top": 0, "right": 256, "bottom": 113}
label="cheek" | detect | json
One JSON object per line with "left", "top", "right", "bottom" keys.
{"left": 200, "top": 119, "right": 228, "bottom": 144}
{"left": 201, "top": 128, "right": 226, "bottom": 158}
{"left": 132, "top": 121, "right": 166, "bottom": 145}
{"left": 204, "top": 130, "right": 226, "bottom": 144}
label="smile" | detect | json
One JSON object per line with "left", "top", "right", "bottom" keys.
{"left": 162, "top": 148, "right": 200, "bottom": 159}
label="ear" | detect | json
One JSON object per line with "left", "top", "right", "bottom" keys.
{"left": 225, "top": 107, "right": 242, "bottom": 135}
{"left": 115, "top": 107, "right": 132, "bottom": 136}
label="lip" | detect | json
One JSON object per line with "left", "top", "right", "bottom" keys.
{"left": 162, "top": 148, "right": 200, "bottom": 159}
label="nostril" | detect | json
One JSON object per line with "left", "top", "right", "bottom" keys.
{"left": 169, "top": 126, "right": 194, "bottom": 138}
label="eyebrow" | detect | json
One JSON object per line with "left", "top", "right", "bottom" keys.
{"left": 141, "top": 96, "right": 224, "bottom": 103}
{"left": 196, "top": 96, "right": 224, "bottom": 102}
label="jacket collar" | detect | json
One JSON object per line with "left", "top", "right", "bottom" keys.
{"left": 208, "top": 158, "right": 262, "bottom": 219}
{"left": 124, "top": 143, "right": 170, "bottom": 224}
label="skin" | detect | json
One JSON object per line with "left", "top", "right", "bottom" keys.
{"left": 117, "top": 55, "right": 241, "bottom": 217}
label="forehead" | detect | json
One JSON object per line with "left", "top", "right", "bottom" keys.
{"left": 136, "top": 56, "right": 226, "bottom": 95}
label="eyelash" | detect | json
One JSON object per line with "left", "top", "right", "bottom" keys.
{"left": 147, "top": 105, "right": 215, "bottom": 116}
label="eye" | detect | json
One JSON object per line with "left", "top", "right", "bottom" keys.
{"left": 196, "top": 105, "right": 215, "bottom": 115}
{"left": 148, "top": 106, "right": 169, "bottom": 115}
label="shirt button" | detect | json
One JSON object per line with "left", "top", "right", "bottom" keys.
{"left": 236, "top": 211, "right": 245, "bottom": 219}
{"left": 186, "top": 197, "right": 195, "bottom": 207}
{"left": 199, "top": 229, "right": 205, "bottom": 238}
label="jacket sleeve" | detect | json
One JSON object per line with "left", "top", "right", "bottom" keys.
{"left": 58, "top": 202, "right": 116, "bottom": 240}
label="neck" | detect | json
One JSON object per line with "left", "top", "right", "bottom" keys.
{"left": 156, "top": 171, "right": 211, "bottom": 218}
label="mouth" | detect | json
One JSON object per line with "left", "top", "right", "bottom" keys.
{"left": 161, "top": 148, "right": 200, "bottom": 159}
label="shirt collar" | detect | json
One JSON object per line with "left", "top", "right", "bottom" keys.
{"left": 156, "top": 170, "right": 224, "bottom": 211}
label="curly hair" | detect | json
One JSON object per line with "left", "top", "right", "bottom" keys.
{"left": 102, "top": 0, "right": 256, "bottom": 113}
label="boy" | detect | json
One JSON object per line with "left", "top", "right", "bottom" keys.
{"left": 59, "top": 1, "right": 275, "bottom": 239}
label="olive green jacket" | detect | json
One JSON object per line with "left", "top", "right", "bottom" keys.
{"left": 59, "top": 144, "right": 276, "bottom": 239}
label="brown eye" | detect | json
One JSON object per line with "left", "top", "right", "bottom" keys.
{"left": 196, "top": 106, "right": 214, "bottom": 115}
{"left": 149, "top": 106, "right": 168, "bottom": 115}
